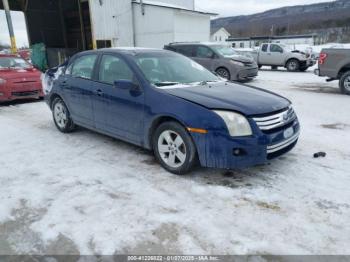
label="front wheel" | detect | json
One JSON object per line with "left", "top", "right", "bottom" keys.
{"left": 339, "top": 71, "right": 350, "bottom": 95}
{"left": 286, "top": 59, "right": 300, "bottom": 72}
{"left": 52, "top": 97, "right": 75, "bottom": 133}
{"left": 216, "top": 68, "right": 231, "bottom": 80}
{"left": 153, "top": 122, "right": 198, "bottom": 175}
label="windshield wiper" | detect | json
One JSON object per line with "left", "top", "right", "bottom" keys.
{"left": 154, "top": 81, "right": 180, "bottom": 87}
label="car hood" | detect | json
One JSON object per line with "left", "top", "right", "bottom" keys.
{"left": 163, "top": 82, "right": 290, "bottom": 116}
{"left": 224, "top": 54, "right": 254, "bottom": 63}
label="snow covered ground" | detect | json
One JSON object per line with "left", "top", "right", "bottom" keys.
{"left": 0, "top": 69, "right": 350, "bottom": 255}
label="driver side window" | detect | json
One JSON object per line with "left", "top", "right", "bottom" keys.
{"left": 195, "top": 46, "right": 214, "bottom": 59}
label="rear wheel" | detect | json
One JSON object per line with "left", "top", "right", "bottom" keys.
{"left": 286, "top": 59, "right": 300, "bottom": 72}
{"left": 153, "top": 121, "right": 197, "bottom": 175}
{"left": 52, "top": 97, "right": 75, "bottom": 133}
{"left": 216, "top": 67, "right": 231, "bottom": 80}
{"left": 339, "top": 71, "right": 350, "bottom": 95}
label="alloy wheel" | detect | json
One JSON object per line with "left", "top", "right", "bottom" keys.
{"left": 344, "top": 76, "right": 350, "bottom": 92}
{"left": 157, "top": 130, "right": 187, "bottom": 168}
{"left": 54, "top": 101, "right": 68, "bottom": 129}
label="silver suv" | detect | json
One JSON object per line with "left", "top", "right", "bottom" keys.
{"left": 164, "top": 43, "right": 258, "bottom": 82}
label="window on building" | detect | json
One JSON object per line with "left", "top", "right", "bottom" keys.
{"left": 232, "top": 43, "right": 236, "bottom": 48}
{"left": 215, "top": 36, "right": 217, "bottom": 41}
{"left": 68, "top": 54, "right": 97, "bottom": 79}
{"left": 270, "top": 44, "right": 283, "bottom": 53}
{"left": 99, "top": 55, "right": 133, "bottom": 84}
{"left": 261, "top": 44, "right": 268, "bottom": 52}
{"left": 96, "top": 40, "right": 112, "bottom": 49}
{"left": 219, "top": 36, "right": 222, "bottom": 41}
{"left": 240, "top": 42, "right": 244, "bottom": 48}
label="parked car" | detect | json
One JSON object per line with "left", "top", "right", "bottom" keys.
{"left": 315, "top": 48, "right": 350, "bottom": 95}
{"left": 0, "top": 54, "right": 43, "bottom": 102}
{"left": 257, "top": 43, "right": 315, "bottom": 71}
{"left": 44, "top": 48, "right": 300, "bottom": 175}
{"left": 164, "top": 42, "right": 258, "bottom": 81}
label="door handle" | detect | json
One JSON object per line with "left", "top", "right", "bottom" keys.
{"left": 96, "top": 89, "right": 103, "bottom": 96}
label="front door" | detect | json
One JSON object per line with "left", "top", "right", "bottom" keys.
{"left": 62, "top": 54, "right": 98, "bottom": 128}
{"left": 269, "top": 44, "right": 285, "bottom": 65}
{"left": 92, "top": 54, "right": 144, "bottom": 144}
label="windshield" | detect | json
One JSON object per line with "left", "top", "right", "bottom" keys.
{"left": 279, "top": 44, "right": 292, "bottom": 52}
{"left": 0, "top": 57, "right": 32, "bottom": 69}
{"left": 134, "top": 52, "right": 220, "bottom": 87}
{"left": 211, "top": 46, "right": 238, "bottom": 57}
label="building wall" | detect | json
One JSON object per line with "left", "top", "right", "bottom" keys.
{"left": 274, "top": 37, "right": 314, "bottom": 46}
{"left": 211, "top": 29, "right": 230, "bottom": 43}
{"left": 174, "top": 11, "right": 210, "bottom": 43}
{"left": 134, "top": 4, "right": 210, "bottom": 48}
{"left": 133, "top": 4, "right": 175, "bottom": 48}
{"left": 230, "top": 40, "right": 251, "bottom": 48}
{"left": 89, "top": 0, "right": 134, "bottom": 47}
{"left": 146, "top": 0, "right": 195, "bottom": 10}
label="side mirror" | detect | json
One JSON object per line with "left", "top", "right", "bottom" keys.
{"left": 114, "top": 79, "right": 139, "bottom": 90}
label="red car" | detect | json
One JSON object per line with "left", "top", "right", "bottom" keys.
{"left": 0, "top": 54, "right": 43, "bottom": 102}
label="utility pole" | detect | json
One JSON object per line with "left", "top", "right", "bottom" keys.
{"left": 2, "top": 0, "right": 17, "bottom": 53}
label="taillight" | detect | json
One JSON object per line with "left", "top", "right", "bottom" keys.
{"left": 319, "top": 53, "right": 328, "bottom": 65}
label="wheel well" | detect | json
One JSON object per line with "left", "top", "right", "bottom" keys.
{"left": 215, "top": 66, "right": 229, "bottom": 73}
{"left": 148, "top": 116, "right": 186, "bottom": 149}
{"left": 338, "top": 65, "right": 350, "bottom": 78}
{"left": 49, "top": 94, "right": 63, "bottom": 109}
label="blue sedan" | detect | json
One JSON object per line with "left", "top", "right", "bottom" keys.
{"left": 45, "top": 48, "right": 300, "bottom": 175}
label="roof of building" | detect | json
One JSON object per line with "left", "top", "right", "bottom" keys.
{"left": 227, "top": 34, "right": 316, "bottom": 41}
{"left": 211, "top": 27, "right": 231, "bottom": 36}
{"left": 132, "top": 0, "right": 217, "bottom": 16}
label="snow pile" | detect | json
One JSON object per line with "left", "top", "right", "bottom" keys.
{"left": 41, "top": 66, "right": 65, "bottom": 95}
{"left": 0, "top": 70, "right": 350, "bottom": 255}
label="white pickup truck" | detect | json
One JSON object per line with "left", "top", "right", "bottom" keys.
{"left": 257, "top": 43, "right": 315, "bottom": 72}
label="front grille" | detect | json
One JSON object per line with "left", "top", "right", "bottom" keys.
{"left": 267, "top": 130, "right": 300, "bottom": 154}
{"left": 12, "top": 90, "right": 39, "bottom": 97}
{"left": 253, "top": 107, "right": 296, "bottom": 131}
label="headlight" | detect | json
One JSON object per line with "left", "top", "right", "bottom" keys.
{"left": 230, "top": 60, "right": 244, "bottom": 67}
{"left": 0, "top": 78, "right": 6, "bottom": 85}
{"left": 214, "top": 111, "right": 252, "bottom": 137}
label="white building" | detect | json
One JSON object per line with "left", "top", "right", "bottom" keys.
{"left": 227, "top": 34, "right": 316, "bottom": 49}
{"left": 89, "top": 0, "right": 215, "bottom": 48}
{"left": 210, "top": 27, "right": 231, "bottom": 43}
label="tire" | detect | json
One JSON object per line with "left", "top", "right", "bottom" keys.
{"left": 215, "top": 67, "right": 231, "bottom": 80}
{"left": 339, "top": 71, "right": 350, "bottom": 95}
{"left": 258, "top": 65, "right": 262, "bottom": 69}
{"left": 286, "top": 59, "right": 300, "bottom": 72}
{"left": 52, "top": 97, "right": 75, "bottom": 133}
{"left": 153, "top": 121, "right": 198, "bottom": 175}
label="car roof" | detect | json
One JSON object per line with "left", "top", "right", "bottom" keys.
{"left": 168, "top": 42, "right": 224, "bottom": 47}
{"left": 78, "top": 47, "right": 171, "bottom": 56}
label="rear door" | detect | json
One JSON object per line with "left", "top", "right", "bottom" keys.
{"left": 192, "top": 45, "right": 216, "bottom": 71}
{"left": 62, "top": 54, "right": 98, "bottom": 128}
{"left": 92, "top": 53, "right": 144, "bottom": 143}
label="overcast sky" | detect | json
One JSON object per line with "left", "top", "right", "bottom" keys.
{"left": 0, "top": 0, "right": 335, "bottom": 47}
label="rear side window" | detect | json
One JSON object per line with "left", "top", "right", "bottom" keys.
{"left": 174, "top": 45, "right": 193, "bottom": 56}
{"left": 194, "top": 46, "right": 214, "bottom": 58}
{"left": 261, "top": 44, "right": 268, "bottom": 52}
{"left": 68, "top": 54, "right": 97, "bottom": 79}
{"left": 99, "top": 55, "right": 134, "bottom": 84}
